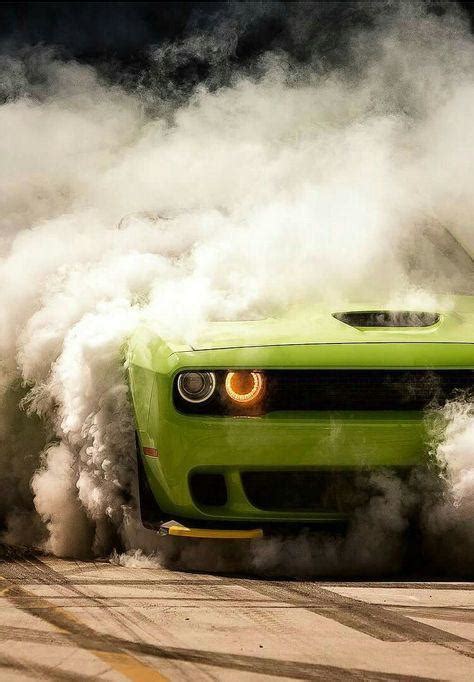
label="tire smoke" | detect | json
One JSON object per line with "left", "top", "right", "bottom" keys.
{"left": 0, "top": 2, "right": 473, "bottom": 573}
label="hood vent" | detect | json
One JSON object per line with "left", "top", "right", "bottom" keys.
{"left": 333, "top": 311, "right": 440, "bottom": 328}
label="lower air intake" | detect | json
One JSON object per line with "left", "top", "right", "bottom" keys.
{"left": 241, "top": 470, "right": 411, "bottom": 513}
{"left": 190, "top": 473, "right": 227, "bottom": 507}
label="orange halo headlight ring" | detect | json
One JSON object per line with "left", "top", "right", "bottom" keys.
{"left": 224, "top": 370, "right": 265, "bottom": 405}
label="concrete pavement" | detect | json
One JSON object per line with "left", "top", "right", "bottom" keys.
{"left": 0, "top": 545, "right": 474, "bottom": 680}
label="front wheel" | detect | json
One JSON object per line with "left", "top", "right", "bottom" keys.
{"left": 135, "top": 433, "right": 163, "bottom": 529}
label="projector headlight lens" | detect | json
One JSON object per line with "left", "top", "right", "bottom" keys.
{"left": 177, "top": 371, "right": 216, "bottom": 403}
{"left": 225, "top": 371, "right": 265, "bottom": 404}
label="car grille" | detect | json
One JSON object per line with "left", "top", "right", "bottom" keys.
{"left": 190, "top": 472, "right": 227, "bottom": 507}
{"left": 241, "top": 469, "right": 411, "bottom": 513}
{"left": 265, "top": 369, "right": 473, "bottom": 411}
{"left": 174, "top": 369, "right": 473, "bottom": 415}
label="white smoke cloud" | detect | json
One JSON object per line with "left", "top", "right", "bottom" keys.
{"left": 0, "top": 2, "right": 472, "bottom": 569}
{"left": 418, "top": 398, "right": 474, "bottom": 576}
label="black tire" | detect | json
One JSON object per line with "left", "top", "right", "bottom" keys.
{"left": 135, "top": 433, "right": 163, "bottom": 529}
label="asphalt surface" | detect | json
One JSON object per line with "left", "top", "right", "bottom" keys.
{"left": 0, "top": 545, "right": 474, "bottom": 681}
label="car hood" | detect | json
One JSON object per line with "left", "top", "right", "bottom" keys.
{"left": 190, "top": 296, "right": 474, "bottom": 350}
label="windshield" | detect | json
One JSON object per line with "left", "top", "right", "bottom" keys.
{"left": 401, "top": 224, "right": 474, "bottom": 295}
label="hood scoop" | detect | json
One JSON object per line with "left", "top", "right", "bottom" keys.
{"left": 333, "top": 311, "right": 440, "bottom": 329}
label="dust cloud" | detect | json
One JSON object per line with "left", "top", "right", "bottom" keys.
{"left": 0, "top": 2, "right": 473, "bottom": 574}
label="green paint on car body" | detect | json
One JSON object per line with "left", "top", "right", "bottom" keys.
{"left": 127, "top": 296, "right": 474, "bottom": 526}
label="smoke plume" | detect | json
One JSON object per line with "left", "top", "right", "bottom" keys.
{"left": 0, "top": 1, "right": 473, "bottom": 573}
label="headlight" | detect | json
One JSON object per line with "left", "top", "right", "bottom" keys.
{"left": 225, "top": 370, "right": 265, "bottom": 404}
{"left": 177, "top": 371, "right": 216, "bottom": 403}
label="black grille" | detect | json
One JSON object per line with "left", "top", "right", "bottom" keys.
{"left": 266, "top": 369, "right": 472, "bottom": 411}
{"left": 190, "top": 473, "right": 227, "bottom": 507}
{"left": 241, "top": 470, "right": 411, "bottom": 513}
{"left": 174, "top": 369, "right": 473, "bottom": 415}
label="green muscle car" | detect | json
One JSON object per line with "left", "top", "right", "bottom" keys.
{"left": 127, "top": 226, "right": 474, "bottom": 539}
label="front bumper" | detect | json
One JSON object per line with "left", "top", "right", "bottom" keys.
{"left": 134, "top": 384, "right": 426, "bottom": 522}
{"left": 128, "top": 340, "right": 472, "bottom": 525}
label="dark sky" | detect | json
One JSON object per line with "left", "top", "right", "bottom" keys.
{"left": 0, "top": 1, "right": 473, "bottom": 89}
{"left": 0, "top": 2, "right": 472, "bottom": 59}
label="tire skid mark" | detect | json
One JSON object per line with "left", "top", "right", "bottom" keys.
{"left": 0, "top": 548, "right": 227, "bottom": 681}
{"left": 0, "top": 548, "right": 445, "bottom": 681}
{"left": 0, "top": 546, "right": 68, "bottom": 585}
{"left": 70, "top": 579, "right": 228, "bottom": 587}
{"left": 0, "top": 619, "right": 441, "bottom": 681}
{"left": 87, "top": 579, "right": 209, "bottom": 682}
{"left": 0, "top": 577, "right": 170, "bottom": 681}
{"left": 391, "top": 606, "right": 474, "bottom": 623}
{"left": 232, "top": 578, "right": 474, "bottom": 655}
{"left": 0, "top": 652, "right": 99, "bottom": 681}
{"left": 81, "top": 571, "right": 221, "bottom": 676}
{"left": 97, "top": 605, "right": 221, "bottom": 682}
{"left": 238, "top": 600, "right": 303, "bottom": 639}
{"left": 324, "top": 582, "right": 474, "bottom": 591}
{"left": 0, "top": 549, "right": 169, "bottom": 682}
{"left": 60, "top": 562, "right": 116, "bottom": 576}
{"left": 0, "top": 624, "right": 73, "bottom": 646}
{"left": 0, "top": 546, "right": 164, "bottom": 647}
{"left": 0, "top": 596, "right": 286, "bottom": 608}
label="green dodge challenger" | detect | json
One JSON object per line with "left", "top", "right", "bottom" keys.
{"left": 127, "top": 226, "right": 474, "bottom": 539}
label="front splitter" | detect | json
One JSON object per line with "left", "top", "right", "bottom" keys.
{"left": 159, "top": 520, "right": 263, "bottom": 539}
